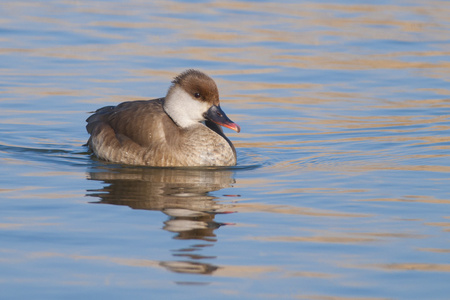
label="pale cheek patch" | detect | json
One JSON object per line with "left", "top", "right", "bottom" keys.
{"left": 164, "top": 87, "right": 210, "bottom": 128}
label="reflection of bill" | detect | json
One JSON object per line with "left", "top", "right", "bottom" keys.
{"left": 86, "top": 165, "right": 236, "bottom": 275}
{"left": 163, "top": 208, "right": 234, "bottom": 240}
{"left": 160, "top": 260, "right": 218, "bottom": 275}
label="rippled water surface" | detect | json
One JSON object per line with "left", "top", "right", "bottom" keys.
{"left": 1, "top": 1, "right": 450, "bottom": 299}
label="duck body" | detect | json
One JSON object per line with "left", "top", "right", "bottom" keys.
{"left": 86, "top": 70, "right": 240, "bottom": 167}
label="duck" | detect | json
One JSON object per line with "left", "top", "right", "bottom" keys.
{"left": 86, "top": 69, "right": 241, "bottom": 167}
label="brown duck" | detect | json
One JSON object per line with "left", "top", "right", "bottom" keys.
{"left": 86, "top": 70, "right": 240, "bottom": 167}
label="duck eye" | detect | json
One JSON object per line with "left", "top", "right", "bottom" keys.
{"left": 194, "top": 92, "right": 201, "bottom": 98}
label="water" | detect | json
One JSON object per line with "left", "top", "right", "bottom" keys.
{"left": 1, "top": 0, "right": 449, "bottom": 299}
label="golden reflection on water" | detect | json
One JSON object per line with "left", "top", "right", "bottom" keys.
{"left": 254, "top": 230, "right": 427, "bottom": 244}
{"left": 2, "top": 249, "right": 282, "bottom": 279}
{"left": 2, "top": 1, "right": 449, "bottom": 87}
{"left": 233, "top": 202, "right": 369, "bottom": 218}
{"left": 367, "top": 263, "right": 450, "bottom": 272}
{"left": 361, "top": 196, "right": 450, "bottom": 204}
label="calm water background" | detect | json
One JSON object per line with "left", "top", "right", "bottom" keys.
{"left": 1, "top": 0, "right": 449, "bottom": 299}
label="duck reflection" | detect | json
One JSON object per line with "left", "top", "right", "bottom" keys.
{"left": 86, "top": 165, "right": 236, "bottom": 275}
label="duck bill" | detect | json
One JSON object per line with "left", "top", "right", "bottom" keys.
{"left": 205, "top": 105, "right": 241, "bottom": 133}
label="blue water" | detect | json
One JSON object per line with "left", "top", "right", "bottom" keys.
{"left": 1, "top": 1, "right": 450, "bottom": 299}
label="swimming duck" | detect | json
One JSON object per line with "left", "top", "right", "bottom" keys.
{"left": 86, "top": 69, "right": 240, "bottom": 167}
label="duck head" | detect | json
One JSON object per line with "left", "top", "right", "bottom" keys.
{"left": 163, "top": 69, "right": 241, "bottom": 133}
